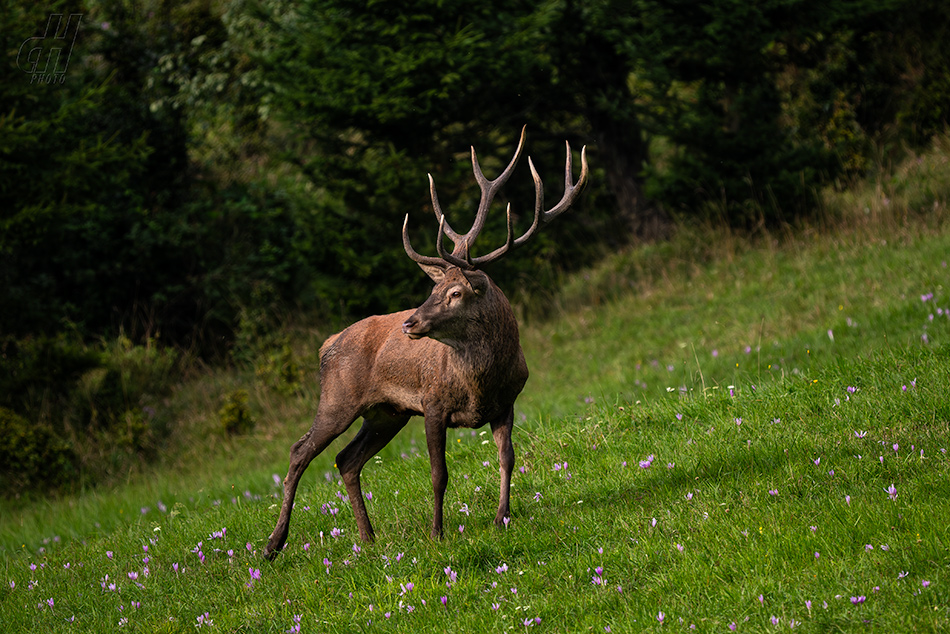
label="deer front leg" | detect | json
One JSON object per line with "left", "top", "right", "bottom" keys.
{"left": 491, "top": 407, "right": 516, "bottom": 528}
{"left": 424, "top": 412, "right": 449, "bottom": 540}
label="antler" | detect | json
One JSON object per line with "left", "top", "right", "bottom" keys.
{"left": 403, "top": 127, "right": 589, "bottom": 270}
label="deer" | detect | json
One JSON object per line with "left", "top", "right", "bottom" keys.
{"left": 263, "top": 127, "right": 588, "bottom": 560}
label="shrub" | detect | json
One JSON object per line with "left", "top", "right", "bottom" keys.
{"left": 0, "top": 334, "right": 100, "bottom": 419}
{"left": 0, "top": 407, "right": 76, "bottom": 492}
{"left": 219, "top": 389, "right": 255, "bottom": 436}
{"left": 72, "top": 336, "right": 178, "bottom": 436}
{"left": 255, "top": 341, "right": 304, "bottom": 397}
{"left": 0, "top": 333, "right": 181, "bottom": 491}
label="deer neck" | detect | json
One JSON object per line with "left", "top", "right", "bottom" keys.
{"left": 451, "top": 292, "right": 521, "bottom": 381}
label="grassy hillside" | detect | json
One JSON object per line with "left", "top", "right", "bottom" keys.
{"left": 2, "top": 141, "right": 949, "bottom": 631}
{"left": 519, "top": 226, "right": 949, "bottom": 420}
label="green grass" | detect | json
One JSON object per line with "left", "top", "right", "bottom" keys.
{"left": 518, "top": 224, "right": 950, "bottom": 421}
{"left": 1, "top": 342, "right": 948, "bottom": 632}
{"left": 3, "top": 142, "right": 950, "bottom": 631}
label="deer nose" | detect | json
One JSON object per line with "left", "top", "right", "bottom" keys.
{"left": 401, "top": 318, "right": 416, "bottom": 334}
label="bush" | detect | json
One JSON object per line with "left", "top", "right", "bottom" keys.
{"left": 0, "top": 334, "right": 101, "bottom": 419}
{"left": 0, "top": 407, "right": 76, "bottom": 492}
{"left": 72, "top": 335, "right": 178, "bottom": 437}
{"left": 0, "top": 333, "right": 181, "bottom": 492}
{"left": 219, "top": 389, "right": 255, "bottom": 436}
{"left": 255, "top": 340, "right": 304, "bottom": 397}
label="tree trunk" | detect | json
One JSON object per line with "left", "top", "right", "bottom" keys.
{"left": 590, "top": 113, "right": 671, "bottom": 243}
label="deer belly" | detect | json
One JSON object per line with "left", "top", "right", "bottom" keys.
{"left": 447, "top": 404, "right": 507, "bottom": 429}
{"left": 377, "top": 384, "right": 424, "bottom": 415}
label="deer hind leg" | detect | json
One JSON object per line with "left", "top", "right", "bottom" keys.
{"left": 491, "top": 407, "right": 516, "bottom": 528}
{"left": 335, "top": 408, "right": 410, "bottom": 542}
{"left": 264, "top": 405, "right": 358, "bottom": 560}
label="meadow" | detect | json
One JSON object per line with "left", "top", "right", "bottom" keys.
{"left": 2, "top": 145, "right": 950, "bottom": 632}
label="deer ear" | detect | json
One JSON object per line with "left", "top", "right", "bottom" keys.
{"left": 417, "top": 262, "right": 446, "bottom": 283}
{"left": 462, "top": 270, "right": 490, "bottom": 295}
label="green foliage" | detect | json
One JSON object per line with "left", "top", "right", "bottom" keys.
{"left": 0, "top": 77, "right": 155, "bottom": 338}
{"left": 219, "top": 389, "right": 255, "bottom": 436}
{"left": 255, "top": 340, "right": 303, "bottom": 397}
{"left": 774, "top": 1, "right": 950, "bottom": 182}
{"left": 598, "top": 0, "right": 950, "bottom": 225}
{"left": 245, "top": 0, "right": 624, "bottom": 310}
{"left": 2, "top": 3, "right": 174, "bottom": 340}
{"left": 0, "top": 332, "right": 179, "bottom": 492}
{"left": 0, "top": 407, "right": 76, "bottom": 492}
{"left": 1, "top": 0, "right": 305, "bottom": 349}
{"left": 0, "top": 334, "right": 101, "bottom": 420}
{"left": 821, "top": 133, "right": 950, "bottom": 228}
{"left": 71, "top": 335, "right": 179, "bottom": 446}
{"left": 626, "top": 0, "right": 843, "bottom": 223}
{"left": 845, "top": 1, "right": 950, "bottom": 145}
{"left": 5, "top": 0, "right": 950, "bottom": 350}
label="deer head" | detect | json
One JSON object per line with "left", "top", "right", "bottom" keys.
{"left": 401, "top": 126, "right": 589, "bottom": 343}
{"left": 400, "top": 267, "right": 490, "bottom": 347}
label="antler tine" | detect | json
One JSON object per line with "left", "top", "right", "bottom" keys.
{"left": 512, "top": 141, "right": 589, "bottom": 248}
{"left": 516, "top": 156, "right": 544, "bottom": 246}
{"left": 404, "top": 128, "right": 587, "bottom": 272}
{"left": 403, "top": 214, "right": 448, "bottom": 269}
{"left": 428, "top": 174, "right": 464, "bottom": 245}
{"left": 435, "top": 214, "right": 471, "bottom": 269}
{"left": 448, "top": 125, "right": 526, "bottom": 260}
{"left": 469, "top": 203, "right": 515, "bottom": 267}
{"left": 545, "top": 141, "right": 589, "bottom": 220}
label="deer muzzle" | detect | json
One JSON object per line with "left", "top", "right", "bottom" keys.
{"left": 401, "top": 316, "right": 428, "bottom": 339}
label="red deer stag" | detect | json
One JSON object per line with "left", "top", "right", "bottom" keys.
{"left": 264, "top": 127, "right": 588, "bottom": 559}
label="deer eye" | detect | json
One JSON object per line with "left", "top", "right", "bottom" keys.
{"left": 450, "top": 290, "right": 462, "bottom": 299}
